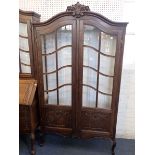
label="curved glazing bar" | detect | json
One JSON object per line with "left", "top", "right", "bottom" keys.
{"left": 43, "top": 65, "right": 72, "bottom": 75}
{"left": 83, "top": 65, "right": 114, "bottom": 78}
{"left": 83, "top": 45, "right": 115, "bottom": 58}
{"left": 42, "top": 45, "right": 72, "bottom": 56}
{"left": 44, "top": 83, "right": 72, "bottom": 92}
{"left": 82, "top": 84, "right": 112, "bottom": 96}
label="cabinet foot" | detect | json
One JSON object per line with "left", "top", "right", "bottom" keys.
{"left": 112, "top": 139, "right": 116, "bottom": 155}
{"left": 31, "top": 132, "right": 35, "bottom": 155}
{"left": 39, "top": 132, "right": 44, "bottom": 147}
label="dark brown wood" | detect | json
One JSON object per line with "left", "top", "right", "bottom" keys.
{"left": 19, "top": 10, "right": 40, "bottom": 78}
{"left": 96, "top": 32, "right": 101, "bottom": 107}
{"left": 43, "top": 35, "right": 49, "bottom": 102}
{"left": 31, "top": 2, "right": 127, "bottom": 154}
{"left": 19, "top": 79, "right": 39, "bottom": 155}
{"left": 55, "top": 31, "right": 59, "bottom": 105}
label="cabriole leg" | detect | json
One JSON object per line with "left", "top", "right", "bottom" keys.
{"left": 31, "top": 132, "right": 35, "bottom": 155}
{"left": 39, "top": 127, "right": 44, "bottom": 147}
{"left": 112, "top": 139, "right": 116, "bottom": 155}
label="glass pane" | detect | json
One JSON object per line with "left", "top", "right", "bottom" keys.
{"left": 99, "top": 75, "right": 113, "bottom": 94}
{"left": 19, "top": 37, "right": 29, "bottom": 51}
{"left": 58, "top": 47, "right": 71, "bottom": 68}
{"left": 41, "top": 33, "right": 55, "bottom": 54}
{"left": 82, "top": 86, "right": 96, "bottom": 108}
{"left": 45, "top": 91, "right": 57, "bottom": 105}
{"left": 20, "top": 51, "right": 30, "bottom": 65}
{"left": 58, "top": 67, "right": 71, "bottom": 86}
{"left": 21, "top": 64, "right": 31, "bottom": 73}
{"left": 100, "top": 54, "right": 115, "bottom": 76}
{"left": 59, "top": 86, "right": 71, "bottom": 106}
{"left": 83, "top": 67, "right": 97, "bottom": 88}
{"left": 19, "top": 23, "right": 28, "bottom": 37}
{"left": 83, "top": 47, "right": 98, "bottom": 69}
{"left": 42, "top": 54, "right": 56, "bottom": 73}
{"left": 84, "top": 25, "right": 100, "bottom": 49}
{"left": 101, "top": 32, "right": 117, "bottom": 56}
{"left": 44, "top": 73, "right": 57, "bottom": 90}
{"left": 98, "top": 93, "right": 112, "bottom": 109}
{"left": 57, "top": 25, "right": 72, "bottom": 49}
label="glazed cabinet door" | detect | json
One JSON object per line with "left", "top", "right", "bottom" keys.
{"left": 19, "top": 10, "right": 40, "bottom": 78}
{"left": 34, "top": 18, "right": 77, "bottom": 134}
{"left": 19, "top": 22, "right": 32, "bottom": 75}
{"left": 77, "top": 19, "right": 120, "bottom": 138}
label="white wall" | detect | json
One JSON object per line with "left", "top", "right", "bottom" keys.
{"left": 19, "top": 0, "right": 135, "bottom": 139}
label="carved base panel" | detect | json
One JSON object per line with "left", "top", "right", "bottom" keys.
{"left": 80, "top": 108, "right": 112, "bottom": 132}
{"left": 41, "top": 105, "right": 72, "bottom": 129}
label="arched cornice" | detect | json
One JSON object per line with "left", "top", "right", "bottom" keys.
{"left": 33, "top": 2, "right": 128, "bottom": 27}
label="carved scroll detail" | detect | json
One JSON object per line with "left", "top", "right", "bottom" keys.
{"left": 66, "top": 2, "right": 90, "bottom": 18}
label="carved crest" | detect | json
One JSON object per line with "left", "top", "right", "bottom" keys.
{"left": 66, "top": 2, "right": 90, "bottom": 18}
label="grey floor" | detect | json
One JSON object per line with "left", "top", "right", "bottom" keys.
{"left": 19, "top": 134, "right": 135, "bottom": 155}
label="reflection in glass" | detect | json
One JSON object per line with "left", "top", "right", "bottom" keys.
{"left": 41, "top": 33, "right": 55, "bottom": 54}
{"left": 43, "top": 73, "right": 57, "bottom": 90}
{"left": 83, "top": 47, "right": 98, "bottom": 69}
{"left": 42, "top": 54, "right": 56, "bottom": 73}
{"left": 46, "top": 91, "right": 57, "bottom": 105}
{"left": 99, "top": 75, "right": 113, "bottom": 94}
{"left": 100, "top": 54, "right": 115, "bottom": 76}
{"left": 19, "top": 37, "right": 29, "bottom": 51}
{"left": 100, "top": 32, "right": 116, "bottom": 56}
{"left": 57, "top": 25, "right": 72, "bottom": 49}
{"left": 21, "top": 64, "right": 31, "bottom": 73}
{"left": 84, "top": 25, "right": 100, "bottom": 49}
{"left": 58, "top": 47, "right": 71, "bottom": 68}
{"left": 20, "top": 51, "right": 30, "bottom": 65}
{"left": 58, "top": 67, "right": 71, "bottom": 86}
{"left": 19, "top": 23, "right": 28, "bottom": 37}
{"left": 83, "top": 67, "right": 97, "bottom": 88}
{"left": 98, "top": 93, "right": 112, "bottom": 109}
{"left": 59, "top": 86, "right": 71, "bottom": 106}
{"left": 82, "top": 86, "right": 96, "bottom": 108}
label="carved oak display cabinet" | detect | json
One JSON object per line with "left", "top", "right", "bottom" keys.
{"left": 32, "top": 2, "right": 127, "bottom": 154}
